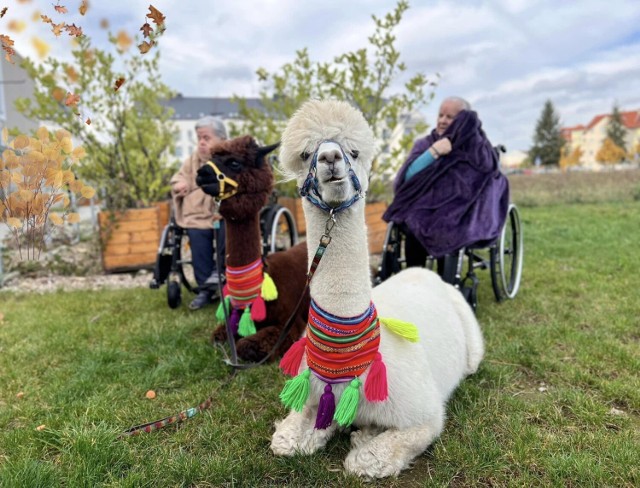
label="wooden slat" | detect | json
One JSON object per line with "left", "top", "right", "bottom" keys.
{"left": 103, "top": 252, "right": 157, "bottom": 271}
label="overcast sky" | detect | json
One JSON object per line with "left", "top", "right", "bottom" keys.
{"left": 4, "top": 0, "right": 640, "bottom": 152}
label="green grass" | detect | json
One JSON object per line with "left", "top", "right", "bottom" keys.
{"left": 1, "top": 198, "right": 640, "bottom": 486}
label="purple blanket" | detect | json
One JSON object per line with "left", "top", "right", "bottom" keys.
{"left": 383, "top": 110, "right": 509, "bottom": 257}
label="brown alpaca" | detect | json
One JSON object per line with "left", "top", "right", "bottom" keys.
{"left": 196, "top": 135, "right": 309, "bottom": 362}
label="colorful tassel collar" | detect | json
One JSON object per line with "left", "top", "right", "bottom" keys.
{"left": 279, "top": 300, "right": 388, "bottom": 429}
{"left": 215, "top": 257, "right": 278, "bottom": 337}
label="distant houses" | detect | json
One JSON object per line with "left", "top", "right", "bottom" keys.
{"left": 561, "top": 109, "right": 640, "bottom": 168}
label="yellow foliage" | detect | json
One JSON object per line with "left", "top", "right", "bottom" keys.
{"left": 49, "top": 213, "right": 64, "bottom": 225}
{"left": 116, "top": 30, "right": 133, "bottom": 51}
{"left": 1, "top": 127, "right": 7, "bottom": 144}
{"left": 596, "top": 138, "right": 627, "bottom": 164}
{"left": 66, "top": 212, "right": 81, "bottom": 224}
{"left": 1, "top": 129, "right": 94, "bottom": 259}
{"left": 14, "top": 135, "right": 30, "bottom": 149}
{"left": 81, "top": 186, "right": 96, "bottom": 199}
{"left": 36, "top": 126, "right": 50, "bottom": 141}
{"left": 52, "top": 87, "right": 66, "bottom": 102}
{"left": 6, "top": 217, "right": 21, "bottom": 228}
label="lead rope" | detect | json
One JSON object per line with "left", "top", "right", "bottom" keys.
{"left": 121, "top": 213, "right": 336, "bottom": 436}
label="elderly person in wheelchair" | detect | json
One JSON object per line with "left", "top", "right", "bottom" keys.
{"left": 382, "top": 97, "right": 518, "bottom": 310}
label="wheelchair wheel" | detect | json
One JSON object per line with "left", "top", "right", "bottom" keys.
{"left": 167, "top": 280, "right": 182, "bottom": 309}
{"left": 377, "top": 222, "right": 404, "bottom": 283}
{"left": 260, "top": 204, "right": 298, "bottom": 255}
{"left": 174, "top": 231, "right": 197, "bottom": 293}
{"left": 150, "top": 224, "right": 172, "bottom": 289}
{"left": 491, "top": 204, "right": 523, "bottom": 301}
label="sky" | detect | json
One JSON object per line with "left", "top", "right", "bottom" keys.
{"left": 3, "top": 0, "right": 640, "bottom": 153}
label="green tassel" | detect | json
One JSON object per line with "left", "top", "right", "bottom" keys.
{"left": 238, "top": 307, "right": 256, "bottom": 337}
{"left": 379, "top": 317, "right": 420, "bottom": 342}
{"left": 261, "top": 272, "right": 278, "bottom": 301}
{"left": 334, "top": 378, "right": 361, "bottom": 427}
{"left": 280, "top": 369, "right": 311, "bottom": 411}
{"left": 216, "top": 296, "right": 231, "bottom": 324}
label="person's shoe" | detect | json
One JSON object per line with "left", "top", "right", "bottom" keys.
{"left": 189, "top": 290, "right": 213, "bottom": 310}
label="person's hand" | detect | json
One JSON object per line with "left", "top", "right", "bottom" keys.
{"left": 430, "top": 138, "right": 452, "bottom": 158}
{"left": 173, "top": 181, "right": 189, "bottom": 197}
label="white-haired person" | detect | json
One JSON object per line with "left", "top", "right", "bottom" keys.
{"left": 170, "top": 116, "right": 227, "bottom": 310}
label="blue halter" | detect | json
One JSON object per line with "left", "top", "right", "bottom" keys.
{"left": 298, "top": 140, "right": 363, "bottom": 214}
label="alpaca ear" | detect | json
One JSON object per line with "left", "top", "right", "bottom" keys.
{"left": 255, "top": 142, "right": 280, "bottom": 167}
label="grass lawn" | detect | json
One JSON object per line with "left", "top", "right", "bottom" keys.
{"left": 1, "top": 176, "right": 639, "bottom": 486}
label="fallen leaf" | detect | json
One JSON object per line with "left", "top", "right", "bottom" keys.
{"left": 8, "top": 20, "right": 27, "bottom": 33}
{"left": 16, "top": 391, "right": 24, "bottom": 399}
{"left": 54, "top": 4, "right": 68, "bottom": 14}
{"left": 79, "top": 0, "right": 88, "bottom": 15}
{"left": 115, "top": 30, "right": 132, "bottom": 51}
{"left": 41, "top": 14, "right": 53, "bottom": 24}
{"left": 145, "top": 390, "right": 156, "bottom": 399}
{"left": 85, "top": 117, "right": 91, "bottom": 125}
{"left": 146, "top": 5, "right": 165, "bottom": 26}
{"left": 114, "top": 77, "right": 125, "bottom": 91}
{"left": 31, "top": 36, "right": 50, "bottom": 59}
{"left": 0, "top": 34, "right": 16, "bottom": 63}
{"left": 51, "top": 86, "right": 66, "bottom": 102}
{"left": 140, "top": 22, "right": 153, "bottom": 38}
{"left": 64, "top": 24, "right": 83, "bottom": 37}
{"left": 64, "top": 92, "right": 80, "bottom": 107}
{"left": 99, "top": 18, "right": 109, "bottom": 29}
{"left": 36, "top": 424, "right": 46, "bottom": 431}
{"left": 138, "top": 40, "right": 153, "bottom": 54}
{"left": 32, "top": 10, "right": 42, "bottom": 21}
{"left": 0, "top": 7, "right": 7, "bottom": 18}
{"left": 609, "top": 407, "right": 626, "bottom": 416}
{"left": 51, "top": 22, "right": 65, "bottom": 37}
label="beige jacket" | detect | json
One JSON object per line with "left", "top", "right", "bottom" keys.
{"left": 170, "top": 153, "right": 221, "bottom": 229}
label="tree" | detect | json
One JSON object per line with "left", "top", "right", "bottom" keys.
{"left": 230, "top": 0, "right": 436, "bottom": 201}
{"left": 529, "top": 100, "right": 565, "bottom": 166}
{"left": 558, "top": 145, "right": 583, "bottom": 171}
{"left": 596, "top": 137, "right": 627, "bottom": 164}
{"left": 606, "top": 102, "right": 627, "bottom": 152}
{"left": 15, "top": 34, "right": 177, "bottom": 210}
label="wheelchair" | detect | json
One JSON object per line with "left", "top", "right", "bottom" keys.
{"left": 375, "top": 203, "right": 523, "bottom": 313}
{"left": 149, "top": 195, "right": 298, "bottom": 309}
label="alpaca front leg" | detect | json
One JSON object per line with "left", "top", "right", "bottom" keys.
{"left": 271, "top": 406, "right": 338, "bottom": 456}
{"left": 344, "top": 414, "right": 445, "bottom": 479}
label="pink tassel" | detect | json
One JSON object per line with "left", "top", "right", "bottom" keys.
{"left": 364, "top": 352, "right": 388, "bottom": 402}
{"left": 250, "top": 296, "right": 266, "bottom": 322}
{"left": 279, "top": 337, "right": 306, "bottom": 376}
{"left": 222, "top": 283, "right": 229, "bottom": 297}
{"left": 315, "top": 384, "right": 335, "bottom": 429}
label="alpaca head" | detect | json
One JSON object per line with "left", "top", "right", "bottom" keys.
{"left": 279, "top": 100, "right": 375, "bottom": 209}
{"left": 196, "top": 135, "right": 279, "bottom": 221}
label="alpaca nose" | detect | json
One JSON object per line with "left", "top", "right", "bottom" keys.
{"left": 317, "top": 148, "right": 343, "bottom": 164}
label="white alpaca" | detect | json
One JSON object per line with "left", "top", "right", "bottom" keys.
{"left": 270, "top": 99, "right": 484, "bottom": 479}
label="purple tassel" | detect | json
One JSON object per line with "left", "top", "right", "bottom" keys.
{"left": 229, "top": 308, "right": 240, "bottom": 335}
{"left": 315, "top": 384, "right": 335, "bottom": 430}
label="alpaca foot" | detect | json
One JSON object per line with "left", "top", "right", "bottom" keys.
{"left": 271, "top": 409, "right": 337, "bottom": 456}
{"left": 344, "top": 437, "right": 406, "bottom": 479}
{"left": 211, "top": 325, "right": 228, "bottom": 344}
{"left": 349, "top": 426, "right": 385, "bottom": 449}
{"left": 236, "top": 337, "right": 267, "bottom": 362}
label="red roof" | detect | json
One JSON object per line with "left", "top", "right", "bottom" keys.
{"left": 585, "top": 109, "right": 640, "bottom": 130}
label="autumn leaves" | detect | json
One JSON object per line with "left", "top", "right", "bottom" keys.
{"left": 1, "top": 127, "right": 95, "bottom": 259}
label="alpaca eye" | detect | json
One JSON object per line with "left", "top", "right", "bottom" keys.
{"left": 300, "top": 151, "right": 310, "bottom": 161}
{"left": 227, "top": 160, "right": 242, "bottom": 172}
{"left": 350, "top": 150, "right": 359, "bottom": 159}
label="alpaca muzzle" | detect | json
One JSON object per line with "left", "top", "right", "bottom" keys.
{"left": 204, "top": 161, "right": 239, "bottom": 201}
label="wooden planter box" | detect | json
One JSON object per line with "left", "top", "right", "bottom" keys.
{"left": 98, "top": 201, "right": 170, "bottom": 272}
{"left": 278, "top": 197, "right": 387, "bottom": 254}
{"left": 365, "top": 201, "right": 388, "bottom": 255}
